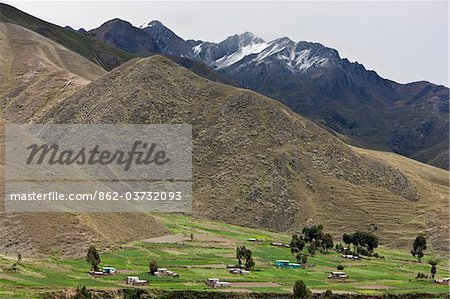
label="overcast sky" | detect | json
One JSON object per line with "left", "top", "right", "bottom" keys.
{"left": 4, "top": 1, "right": 448, "bottom": 86}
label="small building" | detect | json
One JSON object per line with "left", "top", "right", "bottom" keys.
{"left": 328, "top": 271, "right": 348, "bottom": 280}
{"left": 275, "top": 260, "right": 301, "bottom": 268}
{"left": 206, "top": 278, "right": 220, "bottom": 287}
{"left": 436, "top": 278, "right": 450, "bottom": 285}
{"left": 126, "top": 276, "right": 139, "bottom": 284}
{"left": 102, "top": 267, "right": 116, "bottom": 275}
{"left": 125, "top": 276, "right": 148, "bottom": 286}
{"left": 89, "top": 271, "right": 104, "bottom": 276}
{"left": 90, "top": 267, "right": 116, "bottom": 276}
{"left": 215, "top": 281, "right": 231, "bottom": 288}
{"left": 229, "top": 268, "right": 250, "bottom": 275}
{"left": 248, "top": 238, "right": 257, "bottom": 242}
{"left": 342, "top": 254, "right": 360, "bottom": 260}
{"left": 271, "top": 242, "right": 287, "bottom": 247}
{"left": 154, "top": 268, "right": 179, "bottom": 277}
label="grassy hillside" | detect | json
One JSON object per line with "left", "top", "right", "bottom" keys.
{"left": 0, "top": 213, "right": 448, "bottom": 298}
{"left": 0, "top": 22, "right": 106, "bottom": 122}
{"left": 0, "top": 3, "right": 135, "bottom": 70}
{"left": 37, "top": 55, "right": 449, "bottom": 252}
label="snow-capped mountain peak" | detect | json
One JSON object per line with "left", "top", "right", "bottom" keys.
{"left": 139, "top": 20, "right": 163, "bottom": 29}
{"left": 189, "top": 32, "right": 340, "bottom": 72}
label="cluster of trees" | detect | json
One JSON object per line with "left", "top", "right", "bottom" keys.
{"left": 410, "top": 235, "right": 440, "bottom": 280}
{"left": 236, "top": 246, "right": 255, "bottom": 270}
{"left": 290, "top": 225, "right": 334, "bottom": 264}
{"left": 342, "top": 231, "right": 378, "bottom": 255}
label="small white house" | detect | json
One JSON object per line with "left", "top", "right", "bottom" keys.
{"left": 328, "top": 271, "right": 348, "bottom": 280}
{"left": 126, "top": 276, "right": 140, "bottom": 284}
{"left": 215, "top": 281, "right": 231, "bottom": 288}
{"left": 206, "top": 278, "right": 220, "bottom": 286}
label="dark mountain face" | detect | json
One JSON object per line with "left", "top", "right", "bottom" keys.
{"left": 213, "top": 42, "right": 449, "bottom": 169}
{"left": 88, "top": 18, "right": 160, "bottom": 56}
{"left": 183, "top": 33, "right": 448, "bottom": 169}
{"left": 140, "top": 20, "right": 192, "bottom": 57}
{"left": 79, "top": 17, "right": 450, "bottom": 169}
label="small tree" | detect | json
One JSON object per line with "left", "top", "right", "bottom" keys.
{"left": 307, "top": 243, "right": 317, "bottom": 257}
{"left": 290, "top": 234, "right": 305, "bottom": 255}
{"left": 427, "top": 258, "right": 440, "bottom": 280}
{"left": 343, "top": 233, "right": 353, "bottom": 248}
{"left": 337, "top": 265, "right": 344, "bottom": 270}
{"left": 320, "top": 290, "right": 333, "bottom": 299}
{"left": 17, "top": 253, "right": 22, "bottom": 265}
{"left": 86, "top": 246, "right": 101, "bottom": 271}
{"left": 73, "top": 286, "right": 92, "bottom": 299}
{"left": 321, "top": 233, "right": 334, "bottom": 253}
{"left": 236, "top": 246, "right": 253, "bottom": 269}
{"left": 245, "top": 256, "right": 255, "bottom": 270}
{"left": 411, "top": 235, "right": 427, "bottom": 263}
{"left": 149, "top": 260, "right": 158, "bottom": 275}
{"left": 293, "top": 280, "right": 312, "bottom": 299}
{"left": 365, "top": 232, "right": 379, "bottom": 252}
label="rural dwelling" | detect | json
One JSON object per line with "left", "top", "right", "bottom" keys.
{"left": 206, "top": 278, "right": 231, "bottom": 288}
{"left": 89, "top": 266, "right": 117, "bottom": 277}
{"left": 89, "top": 271, "right": 105, "bottom": 276}
{"left": 229, "top": 268, "right": 250, "bottom": 275}
{"left": 342, "top": 254, "right": 360, "bottom": 260}
{"left": 274, "top": 260, "right": 301, "bottom": 268}
{"left": 154, "top": 268, "right": 179, "bottom": 277}
{"left": 271, "top": 242, "right": 289, "bottom": 248}
{"left": 328, "top": 271, "right": 348, "bottom": 280}
{"left": 102, "top": 267, "right": 116, "bottom": 275}
{"left": 206, "top": 278, "right": 220, "bottom": 287}
{"left": 436, "top": 278, "right": 450, "bottom": 285}
{"left": 125, "top": 276, "right": 148, "bottom": 286}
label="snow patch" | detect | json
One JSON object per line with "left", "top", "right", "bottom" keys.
{"left": 214, "top": 42, "right": 269, "bottom": 69}
{"left": 193, "top": 43, "right": 203, "bottom": 55}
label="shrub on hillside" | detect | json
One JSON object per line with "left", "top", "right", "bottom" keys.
{"left": 293, "top": 280, "right": 312, "bottom": 299}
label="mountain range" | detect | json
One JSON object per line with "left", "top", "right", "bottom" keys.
{"left": 86, "top": 17, "right": 450, "bottom": 170}
{"left": 0, "top": 4, "right": 448, "bottom": 255}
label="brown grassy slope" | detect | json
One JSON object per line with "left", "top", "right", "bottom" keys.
{"left": 351, "top": 146, "right": 449, "bottom": 252}
{"left": 0, "top": 22, "right": 106, "bottom": 122}
{"left": 0, "top": 3, "right": 135, "bottom": 70}
{"left": 39, "top": 55, "right": 447, "bottom": 251}
{"left": 0, "top": 118, "right": 169, "bottom": 257}
{"left": 0, "top": 25, "right": 169, "bottom": 256}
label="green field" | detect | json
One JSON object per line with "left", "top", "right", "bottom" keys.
{"left": 0, "top": 213, "right": 448, "bottom": 298}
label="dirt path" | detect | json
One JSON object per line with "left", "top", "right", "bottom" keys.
{"left": 231, "top": 282, "right": 281, "bottom": 288}
{"left": 142, "top": 234, "right": 189, "bottom": 243}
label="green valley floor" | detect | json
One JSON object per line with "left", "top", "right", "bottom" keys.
{"left": 0, "top": 213, "right": 449, "bottom": 298}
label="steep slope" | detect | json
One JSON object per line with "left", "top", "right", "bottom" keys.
{"left": 0, "top": 24, "right": 169, "bottom": 256}
{"left": 140, "top": 20, "right": 192, "bottom": 57}
{"left": 88, "top": 18, "right": 160, "bottom": 56}
{"left": 0, "top": 3, "right": 135, "bottom": 70}
{"left": 0, "top": 22, "right": 106, "bottom": 122}
{"left": 39, "top": 55, "right": 448, "bottom": 251}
